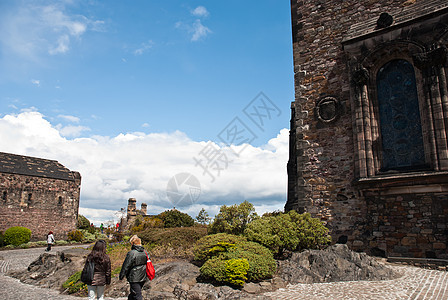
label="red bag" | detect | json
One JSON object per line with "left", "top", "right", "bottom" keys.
{"left": 145, "top": 251, "right": 155, "bottom": 280}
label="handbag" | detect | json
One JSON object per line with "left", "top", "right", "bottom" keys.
{"left": 145, "top": 251, "right": 155, "bottom": 280}
{"left": 81, "top": 259, "right": 95, "bottom": 285}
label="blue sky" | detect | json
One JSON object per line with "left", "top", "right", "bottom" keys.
{"left": 0, "top": 0, "right": 294, "bottom": 225}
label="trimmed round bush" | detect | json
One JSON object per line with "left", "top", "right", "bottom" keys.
{"left": 195, "top": 233, "right": 276, "bottom": 286}
{"left": 201, "top": 258, "right": 249, "bottom": 287}
{"left": 157, "top": 209, "right": 194, "bottom": 228}
{"left": 244, "top": 211, "right": 331, "bottom": 255}
{"left": 4, "top": 226, "right": 31, "bottom": 246}
{"left": 193, "top": 233, "right": 247, "bottom": 262}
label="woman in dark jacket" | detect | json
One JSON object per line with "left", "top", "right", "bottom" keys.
{"left": 119, "top": 235, "right": 147, "bottom": 300}
{"left": 85, "top": 240, "right": 111, "bottom": 300}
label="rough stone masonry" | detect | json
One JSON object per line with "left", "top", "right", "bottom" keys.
{"left": 0, "top": 152, "right": 81, "bottom": 240}
{"left": 286, "top": 0, "right": 448, "bottom": 259}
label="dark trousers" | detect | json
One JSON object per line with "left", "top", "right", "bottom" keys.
{"left": 46, "top": 244, "right": 52, "bottom": 251}
{"left": 128, "top": 282, "right": 144, "bottom": 300}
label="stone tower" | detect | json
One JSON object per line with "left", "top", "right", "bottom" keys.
{"left": 286, "top": 0, "right": 448, "bottom": 258}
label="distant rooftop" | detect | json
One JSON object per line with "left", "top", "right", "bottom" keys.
{"left": 0, "top": 152, "right": 79, "bottom": 181}
{"left": 343, "top": 0, "right": 448, "bottom": 44}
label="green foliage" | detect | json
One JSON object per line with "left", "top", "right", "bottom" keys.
{"left": 139, "top": 226, "right": 207, "bottom": 249}
{"left": 193, "top": 233, "right": 247, "bottom": 262}
{"left": 4, "top": 226, "right": 31, "bottom": 246}
{"left": 63, "top": 271, "right": 87, "bottom": 294}
{"left": 224, "top": 241, "right": 277, "bottom": 281}
{"left": 67, "top": 230, "right": 84, "bottom": 242}
{"left": 209, "top": 200, "right": 258, "bottom": 235}
{"left": 195, "top": 233, "right": 276, "bottom": 285}
{"left": 196, "top": 208, "right": 211, "bottom": 225}
{"left": 77, "top": 215, "right": 90, "bottom": 229}
{"left": 0, "top": 231, "right": 4, "bottom": 247}
{"left": 80, "top": 230, "right": 95, "bottom": 243}
{"left": 200, "top": 258, "right": 249, "bottom": 287}
{"left": 225, "top": 259, "right": 249, "bottom": 286}
{"left": 157, "top": 209, "right": 194, "bottom": 228}
{"left": 244, "top": 211, "right": 331, "bottom": 255}
{"left": 131, "top": 216, "right": 164, "bottom": 233}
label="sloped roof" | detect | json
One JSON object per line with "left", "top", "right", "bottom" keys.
{"left": 0, "top": 152, "right": 79, "bottom": 181}
{"left": 343, "top": 0, "right": 448, "bottom": 44}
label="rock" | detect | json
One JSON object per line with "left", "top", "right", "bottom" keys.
{"left": 8, "top": 249, "right": 88, "bottom": 289}
{"left": 7, "top": 244, "right": 399, "bottom": 299}
{"left": 243, "top": 282, "right": 261, "bottom": 294}
{"left": 277, "top": 244, "right": 398, "bottom": 284}
{"left": 185, "top": 283, "right": 219, "bottom": 299}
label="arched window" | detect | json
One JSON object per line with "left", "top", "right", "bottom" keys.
{"left": 58, "top": 196, "right": 63, "bottom": 205}
{"left": 376, "top": 59, "right": 426, "bottom": 172}
{"left": 2, "top": 191, "right": 6, "bottom": 202}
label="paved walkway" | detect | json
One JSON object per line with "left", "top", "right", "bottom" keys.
{"left": 0, "top": 246, "right": 446, "bottom": 299}
{"left": 265, "top": 264, "right": 448, "bottom": 300}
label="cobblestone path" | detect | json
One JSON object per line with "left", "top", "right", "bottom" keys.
{"left": 265, "top": 265, "right": 447, "bottom": 300}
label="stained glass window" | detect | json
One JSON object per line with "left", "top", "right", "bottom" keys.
{"left": 376, "top": 59, "right": 426, "bottom": 172}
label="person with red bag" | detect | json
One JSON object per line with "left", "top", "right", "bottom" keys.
{"left": 119, "top": 235, "right": 148, "bottom": 300}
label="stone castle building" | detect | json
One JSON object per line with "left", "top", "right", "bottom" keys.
{"left": 121, "top": 198, "right": 149, "bottom": 229}
{"left": 0, "top": 152, "right": 81, "bottom": 240}
{"left": 286, "top": 0, "right": 448, "bottom": 258}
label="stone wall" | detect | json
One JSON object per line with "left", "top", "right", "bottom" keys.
{"left": 0, "top": 172, "right": 81, "bottom": 240}
{"left": 286, "top": 0, "right": 448, "bottom": 258}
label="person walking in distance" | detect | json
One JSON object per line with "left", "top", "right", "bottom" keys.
{"left": 119, "top": 235, "right": 147, "bottom": 300}
{"left": 45, "top": 231, "right": 55, "bottom": 252}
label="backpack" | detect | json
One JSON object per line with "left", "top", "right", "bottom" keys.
{"left": 81, "top": 260, "right": 95, "bottom": 285}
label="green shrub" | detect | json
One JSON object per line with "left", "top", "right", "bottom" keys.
{"left": 193, "top": 233, "right": 247, "bottom": 262}
{"left": 201, "top": 258, "right": 250, "bottom": 287}
{"left": 195, "top": 233, "right": 276, "bottom": 285}
{"left": 4, "top": 226, "right": 32, "bottom": 246}
{"left": 139, "top": 226, "right": 207, "bottom": 250}
{"left": 209, "top": 200, "right": 258, "bottom": 235}
{"left": 0, "top": 231, "right": 4, "bottom": 247}
{"left": 77, "top": 215, "right": 90, "bottom": 229}
{"left": 62, "top": 271, "right": 87, "bottom": 294}
{"left": 244, "top": 211, "right": 331, "bottom": 255}
{"left": 157, "top": 209, "right": 194, "bottom": 228}
{"left": 67, "top": 230, "right": 84, "bottom": 242}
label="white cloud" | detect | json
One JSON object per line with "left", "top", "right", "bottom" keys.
{"left": 0, "top": 3, "right": 101, "bottom": 60}
{"left": 57, "top": 124, "right": 91, "bottom": 137}
{"left": 58, "top": 114, "right": 80, "bottom": 123}
{"left": 0, "top": 111, "right": 288, "bottom": 224}
{"left": 134, "top": 40, "right": 154, "bottom": 55}
{"left": 49, "top": 34, "right": 70, "bottom": 55}
{"left": 191, "top": 6, "right": 209, "bottom": 18}
{"left": 31, "top": 79, "right": 40, "bottom": 86}
{"left": 191, "top": 19, "right": 212, "bottom": 41}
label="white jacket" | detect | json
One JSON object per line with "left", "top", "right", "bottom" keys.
{"left": 47, "top": 234, "right": 55, "bottom": 244}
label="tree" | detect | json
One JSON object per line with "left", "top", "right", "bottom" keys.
{"left": 209, "top": 200, "right": 258, "bottom": 235}
{"left": 157, "top": 209, "right": 194, "bottom": 228}
{"left": 244, "top": 210, "right": 331, "bottom": 256}
{"left": 77, "top": 215, "right": 90, "bottom": 229}
{"left": 196, "top": 208, "right": 211, "bottom": 225}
